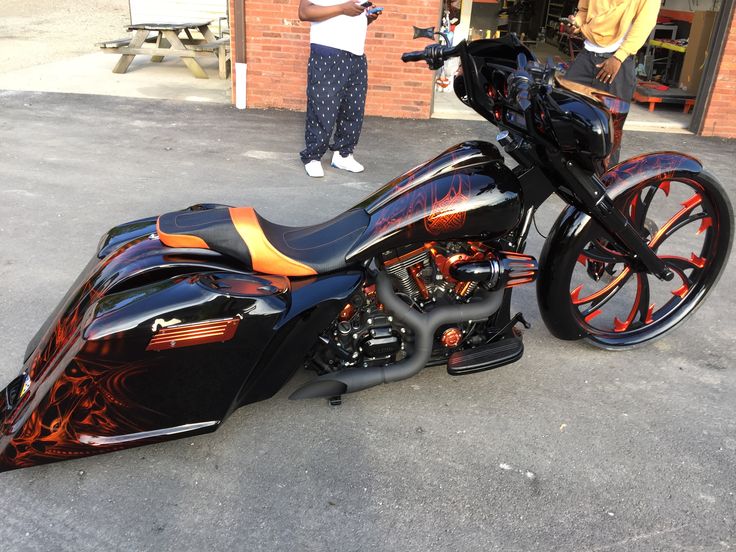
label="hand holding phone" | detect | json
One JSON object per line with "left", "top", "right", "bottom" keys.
{"left": 342, "top": 0, "right": 367, "bottom": 16}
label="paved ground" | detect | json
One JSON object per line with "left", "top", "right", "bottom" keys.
{"left": 0, "top": 90, "right": 735, "bottom": 551}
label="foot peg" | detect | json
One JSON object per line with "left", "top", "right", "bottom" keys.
{"left": 447, "top": 337, "right": 524, "bottom": 376}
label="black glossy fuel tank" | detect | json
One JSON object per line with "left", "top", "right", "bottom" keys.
{"left": 346, "top": 141, "right": 522, "bottom": 261}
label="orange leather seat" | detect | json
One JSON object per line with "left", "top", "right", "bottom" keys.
{"left": 157, "top": 206, "right": 369, "bottom": 276}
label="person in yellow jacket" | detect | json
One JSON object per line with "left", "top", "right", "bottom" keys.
{"left": 565, "top": 0, "right": 660, "bottom": 162}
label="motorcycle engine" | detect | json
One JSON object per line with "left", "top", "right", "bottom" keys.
{"left": 307, "top": 241, "right": 505, "bottom": 375}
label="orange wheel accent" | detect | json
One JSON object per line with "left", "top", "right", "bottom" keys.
{"left": 571, "top": 267, "right": 631, "bottom": 305}
{"left": 156, "top": 219, "right": 209, "bottom": 249}
{"left": 584, "top": 309, "right": 603, "bottom": 323}
{"left": 229, "top": 207, "right": 317, "bottom": 277}
{"left": 672, "top": 284, "right": 689, "bottom": 298}
{"left": 645, "top": 304, "right": 655, "bottom": 324}
{"left": 697, "top": 217, "right": 713, "bottom": 235}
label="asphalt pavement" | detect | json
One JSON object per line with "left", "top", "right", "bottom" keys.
{"left": 0, "top": 90, "right": 735, "bottom": 551}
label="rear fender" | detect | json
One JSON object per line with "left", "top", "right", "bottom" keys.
{"left": 536, "top": 152, "right": 703, "bottom": 340}
{"left": 1, "top": 214, "right": 363, "bottom": 472}
{"left": 25, "top": 204, "right": 235, "bottom": 361}
{"left": 1, "top": 230, "right": 285, "bottom": 470}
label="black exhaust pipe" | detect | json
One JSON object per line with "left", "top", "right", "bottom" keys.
{"left": 289, "top": 271, "right": 504, "bottom": 400}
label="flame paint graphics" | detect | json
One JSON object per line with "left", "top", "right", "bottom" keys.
{"left": 370, "top": 185, "right": 429, "bottom": 239}
{"left": 0, "top": 356, "right": 166, "bottom": 471}
{"left": 369, "top": 175, "right": 472, "bottom": 241}
{"left": 363, "top": 149, "right": 463, "bottom": 212}
{"left": 0, "top": 237, "right": 163, "bottom": 471}
{"left": 425, "top": 175, "right": 470, "bottom": 235}
{"left": 602, "top": 153, "right": 702, "bottom": 187}
{"left": 27, "top": 279, "right": 100, "bottom": 382}
{"left": 26, "top": 237, "right": 145, "bottom": 383}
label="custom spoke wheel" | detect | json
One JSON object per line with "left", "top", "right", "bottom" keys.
{"left": 543, "top": 169, "right": 732, "bottom": 349}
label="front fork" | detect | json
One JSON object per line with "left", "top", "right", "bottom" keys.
{"left": 562, "top": 160, "right": 674, "bottom": 282}
{"left": 502, "top": 130, "right": 674, "bottom": 283}
{"left": 494, "top": 147, "right": 676, "bottom": 339}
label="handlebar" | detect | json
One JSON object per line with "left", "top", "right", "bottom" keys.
{"left": 400, "top": 43, "right": 461, "bottom": 70}
{"left": 401, "top": 41, "right": 559, "bottom": 150}
{"left": 400, "top": 50, "right": 425, "bottom": 63}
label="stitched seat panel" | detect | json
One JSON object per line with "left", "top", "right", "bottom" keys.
{"left": 157, "top": 207, "right": 369, "bottom": 276}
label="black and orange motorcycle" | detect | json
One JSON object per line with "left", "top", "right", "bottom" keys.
{"left": 1, "top": 36, "right": 732, "bottom": 472}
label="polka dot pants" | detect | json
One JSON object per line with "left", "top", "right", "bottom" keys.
{"left": 300, "top": 48, "right": 368, "bottom": 163}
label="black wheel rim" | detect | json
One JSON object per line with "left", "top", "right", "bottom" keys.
{"left": 569, "top": 176, "right": 725, "bottom": 345}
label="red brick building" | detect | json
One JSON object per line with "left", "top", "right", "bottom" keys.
{"left": 228, "top": 0, "right": 736, "bottom": 138}
{"left": 699, "top": 5, "right": 736, "bottom": 138}
{"left": 228, "top": 0, "right": 440, "bottom": 118}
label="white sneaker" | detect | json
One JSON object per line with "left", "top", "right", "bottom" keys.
{"left": 304, "top": 160, "right": 324, "bottom": 178}
{"left": 331, "top": 151, "right": 364, "bottom": 173}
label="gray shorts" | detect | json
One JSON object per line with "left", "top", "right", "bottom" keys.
{"left": 564, "top": 49, "right": 636, "bottom": 102}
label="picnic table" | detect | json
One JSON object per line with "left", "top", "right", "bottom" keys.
{"left": 98, "top": 21, "right": 230, "bottom": 79}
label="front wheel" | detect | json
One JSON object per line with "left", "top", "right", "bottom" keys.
{"left": 539, "top": 169, "right": 732, "bottom": 349}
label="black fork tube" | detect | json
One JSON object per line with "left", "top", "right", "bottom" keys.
{"left": 558, "top": 159, "right": 674, "bottom": 281}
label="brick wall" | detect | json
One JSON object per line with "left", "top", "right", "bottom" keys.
{"left": 228, "top": 0, "right": 441, "bottom": 118}
{"left": 700, "top": 8, "right": 736, "bottom": 138}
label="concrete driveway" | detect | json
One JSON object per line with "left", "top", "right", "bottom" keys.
{"left": 0, "top": 90, "right": 734, "bottom": 551}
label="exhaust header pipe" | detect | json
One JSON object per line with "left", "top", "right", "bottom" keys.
{"left": 289, "top": 271, "right": 504, "bottom": 400}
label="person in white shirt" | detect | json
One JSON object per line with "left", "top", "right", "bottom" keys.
{"left": 298, "top": 0, "right": 381, "bottom": 178}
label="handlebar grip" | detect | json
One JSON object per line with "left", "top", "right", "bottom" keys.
{"left": 401, "top": 51, "right": 425, "bottom": 63}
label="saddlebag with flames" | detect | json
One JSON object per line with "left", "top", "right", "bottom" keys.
{"left": 0, "top": 216, "right": 360, "bottom": 472}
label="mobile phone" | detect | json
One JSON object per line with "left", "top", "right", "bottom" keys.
{"left": 358, "top": 0, "right": 373, "bottom": 6}
{"left": 367, "top": 6, "right": 383, "bottom": 14}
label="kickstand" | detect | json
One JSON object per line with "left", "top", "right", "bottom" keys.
{"left": 328, "top": 395, "right": 342, "bottom": 407}
{"left": 487, "top": 312, "right": 531, "bottom": 343}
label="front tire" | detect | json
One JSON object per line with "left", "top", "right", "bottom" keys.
{"left": 538, "top": 169, "right": 732, "bottom": 349}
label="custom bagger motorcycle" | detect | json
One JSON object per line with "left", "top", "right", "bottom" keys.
{"left": 1, "top": 36, "right": 732, "bottom": 472}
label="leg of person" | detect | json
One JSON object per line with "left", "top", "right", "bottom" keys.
{"left": 563, "top": 50, "right": 599, "bottom": 88}
{"left": 330, "top": 53, "right": 368, "bottom": 173}
{"left": 605, "top": 56, "right": 636, "bottom": 167}
{"left": 300, "top": 51, "right": 348, "bottom": 176}
{"left": 565, "top": 51, "right": 635, "bottom": 168}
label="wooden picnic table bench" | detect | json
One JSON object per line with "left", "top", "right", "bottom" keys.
{"left": 96, "top": 34, "right": 158, "bottom": 49}
{"left": 191, "top": 37, "right": 231, "bottom": 79}
{"left": 98, "top": 21, "right": 230, "bottom": 79}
